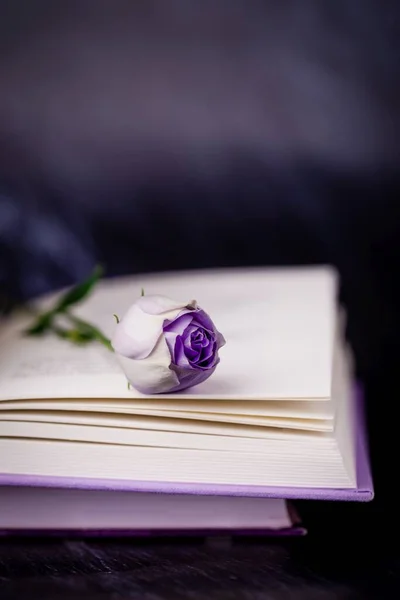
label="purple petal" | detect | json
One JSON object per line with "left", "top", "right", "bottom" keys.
{"left": 198, "top": 338, "right": 216, "bottom": 364}
{"left": 191, "top": 330, "right": 209, "bottom": 348}
{"left": 182, "top": 325, "right": 199, "bottom": 344}
{"left": 190, "top": 309, "right": 215, "bottom": 331}
{"left": 197, "top": 344, "right": 218, "bottom": 369}
{"left": 216, "top": 331, "right": 226, "bottom": 349}
{"left": 163, "top": 311, "right": 194, "bottom": 335}
{"left": 174, "top": 336, "right": 191, "bottom": 368}
{"left": 168, "top": 363, "right": 218, "bottom": 393}
{"left": 184, "top": 336, "right": 196, "bottom": 351}
{"left": 193, "top": 310, "right": 226, "bottom": 352}
{"left": 185, "top": 347, "right": 200, "bottom": 362}
{"left": 199, "top": 336, "right": 209, "bottom": 348}
{"left": 163, "top": 329, "right": 178, "bottom": 360}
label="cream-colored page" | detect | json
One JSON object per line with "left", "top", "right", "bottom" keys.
{"left": 0, "top": 266, "right": 337, "bottom": 402}
{"left": 0, "top": 398, "right": 333, "bottom": 418}
{"left": 0, "top": 409, "right": 333, "bottom": 432}
{"left": 0, "top": 417, "right": 331, "bottom": 449}
{"left": 0, "top": 436, "right": 353, "bottom": 488}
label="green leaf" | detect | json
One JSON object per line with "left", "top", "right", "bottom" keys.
{"left": 23, "top": 264, "right": 113, "bottom": 352}
{"left": 66, "top": 313, "right": 113, "bottom": 351}
{"left": 25, "top": 265, "right": 104, "bottom": 337}
{"left": 55, "top": 264, "right": 104, "bottom": 312}
{"left": 25, "top": 311, "right": 57, "bottom": 335}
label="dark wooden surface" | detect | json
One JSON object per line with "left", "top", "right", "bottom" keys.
{"left": 0, "top": 499, "right": 397, "bottom": 600}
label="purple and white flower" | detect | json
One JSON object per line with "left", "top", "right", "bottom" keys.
{"left": 112, "top": 295, "right": 225, "bottom": 394}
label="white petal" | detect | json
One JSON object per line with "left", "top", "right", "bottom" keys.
{"left": 112, "top": 303, "right": 182, "bottom": 359}
{"left": 116, "top": 336, "right": 179, "bottom": 394}
{"left": 137, "top": 295, "right": 197, "bottom": 315}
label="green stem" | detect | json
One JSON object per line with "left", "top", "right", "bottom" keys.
{"left": 23, "top": 264, "right": 115, "bottom": 351}
{"left": 65, "top": 313, "right": 113, "bottom": 351}
{"left": 52, "top": 324, "right": 94, "bottom": 345}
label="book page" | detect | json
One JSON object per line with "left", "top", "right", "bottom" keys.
{"left": 0, "top": 488, "right": 293, "bottom": 531}
{"left": 0, "top": 326, "right": 127, "bottom": 401}
{"left": 0, "top": 266, "right": 337, "bottom": 401}
{"left": 0, "top": 435, "right": 354, "bottom": 488}
{"left": 0, "top": 417, "right": 331, "bottom": 449}
{"left": 0, "top": 409, "right": 333, "bottom": 432}
{"left": 0, "top": 398, "right": 334, "bottom": 419}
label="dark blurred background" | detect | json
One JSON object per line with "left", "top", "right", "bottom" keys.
{"left": 0, "top": 0, "right": 399, "bottom": 499}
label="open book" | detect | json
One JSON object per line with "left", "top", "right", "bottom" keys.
{"left": 0, "top": 266, "right": 373, "bottom": 534}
